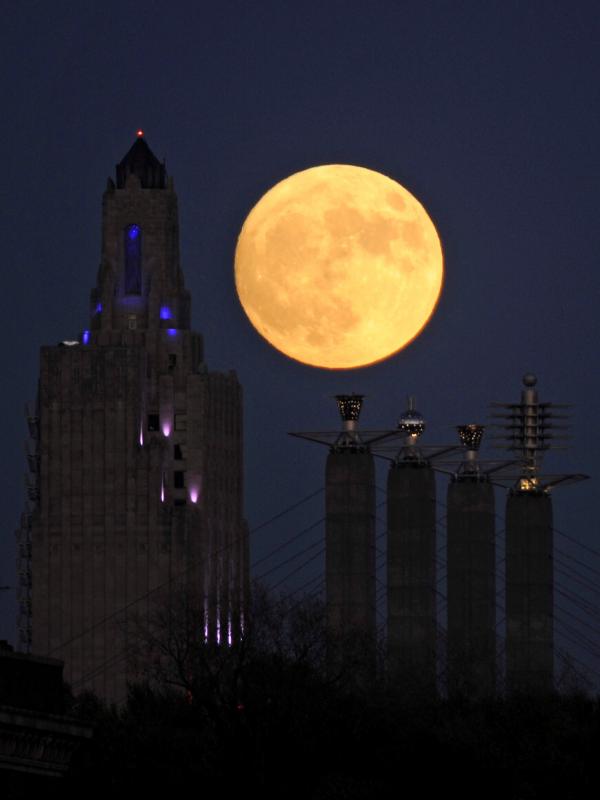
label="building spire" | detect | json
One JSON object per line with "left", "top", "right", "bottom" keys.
{"left": 115, "top": 133, "right": 166, "bottom": 189}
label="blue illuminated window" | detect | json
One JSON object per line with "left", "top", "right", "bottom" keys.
{"left": 82, "top": 330, "right": 90, "bottom": 345}
{"left": 160, "top": 306, "right": 172, "bottom": 320}
{"left": 167, "top": 328, "right": 177, "bottom": 337}
{"left": 95, "top": 302, "right": 102, "bottom": 313}
{"left": 124, "top": 224, "right": 142, "bottom": 294}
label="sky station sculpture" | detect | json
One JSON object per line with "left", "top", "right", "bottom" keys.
{"left": 292, "top": 377, "right": 587, "bottom": 697}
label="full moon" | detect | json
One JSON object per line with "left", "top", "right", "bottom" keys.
{"left": 234, "top": 164, "right": 443, "bottom": 369}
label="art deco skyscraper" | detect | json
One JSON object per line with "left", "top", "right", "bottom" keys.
{"left": 17, "top": 134, "right": 248, "bottom": 702}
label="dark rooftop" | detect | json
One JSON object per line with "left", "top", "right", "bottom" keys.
{"left": 115, "top": 133, "right": 167, "bottom": 189}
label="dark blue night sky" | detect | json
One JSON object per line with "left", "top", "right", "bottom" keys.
{"left": 2, "top": 2, "right": 599, "bottom": 680}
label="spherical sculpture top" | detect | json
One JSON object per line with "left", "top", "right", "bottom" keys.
{"left": 398, "top": 409, "right": 426, "bottom": 438}
{"left": 523, "top": 373, "right": 538, "bottom": 387}
{"left": 234, "top": 165, "right": 444, "bottom": 369}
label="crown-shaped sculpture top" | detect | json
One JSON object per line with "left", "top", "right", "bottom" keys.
{"left": 457, "top": 424, "right": 484, "bottom": 451}
{"left": 335, "top": 394, "right": 364, "bottom": 423}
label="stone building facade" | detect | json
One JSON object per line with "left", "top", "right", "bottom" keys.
{"left": 17, "top": 135, "right": 248, "bottom": 702}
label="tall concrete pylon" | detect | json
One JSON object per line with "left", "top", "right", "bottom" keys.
{"left": 447, "top": 425, "right": 496, "bottom": 697}
{"left": 491, "top": 374, "right": 587, "bottom": 694}
{"left": 325, "top": 395, "right": 376, "bottom": 643}
{"left": 387, "top": 398, "right": 437, "bottom": 695}
{"left": 506, "top": 489, "right": 553, "bottom": 693}
{"left": 290, "top": 394, "right": 379, "bottom": 679}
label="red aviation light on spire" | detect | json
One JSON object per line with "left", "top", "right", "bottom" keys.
{"left": 136, "top": 129, "right": 144, "bottom": 138}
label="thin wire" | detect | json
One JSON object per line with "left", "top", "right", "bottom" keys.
{"left": 555, "top": 527, "right": 600, "bottom": 561}
{"left": 555, "top": 599, "right": 600, "bottom": 641}
{"left": 251, "top": 517, "right": 324, "bottom": 569}
{"left": 555, "top": 646, "right": 600, "bottom": 687}
{"left": 555, "top": 574, "right": 600, "bottom": 617}
{"left": 555, "top": 559, "right": 600, "bottom": 596}
{"left": 72, "top": 546, "right": 328, "bottom": 691}
{"left": 556, "top": 548, "right": 600, "bottom": 580}
{"left": 251, "top": 487, "right": 324, "bottom": 534}
{"left": 49, "top": 487, "right": 327, "bottom": 657}
{"left": 59, "top": 479, "right": 600, "bottom": 693}
{"left": 286, "top": 572, "right": 324, "bottom": 600}
{"left": 255, "top": 537, "right": 323, "bottom": 582}
{"left": 555, "top": 618, "right": 600, "bottom": 667}
{"left": 270, "top": 547, "right": 325, "bottom": 593}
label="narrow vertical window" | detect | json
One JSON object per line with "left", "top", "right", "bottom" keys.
{"left": 174, "top": 471, "right": 185, "bottom": 488}
{"left": 124, "top": 224, "right": 142, "bottom": 294}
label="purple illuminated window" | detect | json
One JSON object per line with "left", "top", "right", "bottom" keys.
{"left": 160, "top": 306, "right": 172, "bottom": 320}
{"left": 95, "top": 302, "right": 102, "bottom": 313}
{"left": 167, "top": 328, "right": 177, "bottom": 337}
{"left": 82, "top": 330, "right": 90, "bottom": 345}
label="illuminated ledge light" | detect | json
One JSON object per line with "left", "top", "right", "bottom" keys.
{"left": 203, "top": 597, "right": 209, "bottom": 644}
{"left": 188, "top": 475, "right": 201, "bottom": 504}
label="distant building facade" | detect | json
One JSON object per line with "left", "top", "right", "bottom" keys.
{"left": 17, "top": 135, "right": 248, "bottom": 702}
{"left": 0, "top": 641, "right": 92, "bottom": 781}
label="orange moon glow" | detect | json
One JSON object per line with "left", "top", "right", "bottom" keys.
{"left": 234, "top": 164, "right": 443, "bottom": 369}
